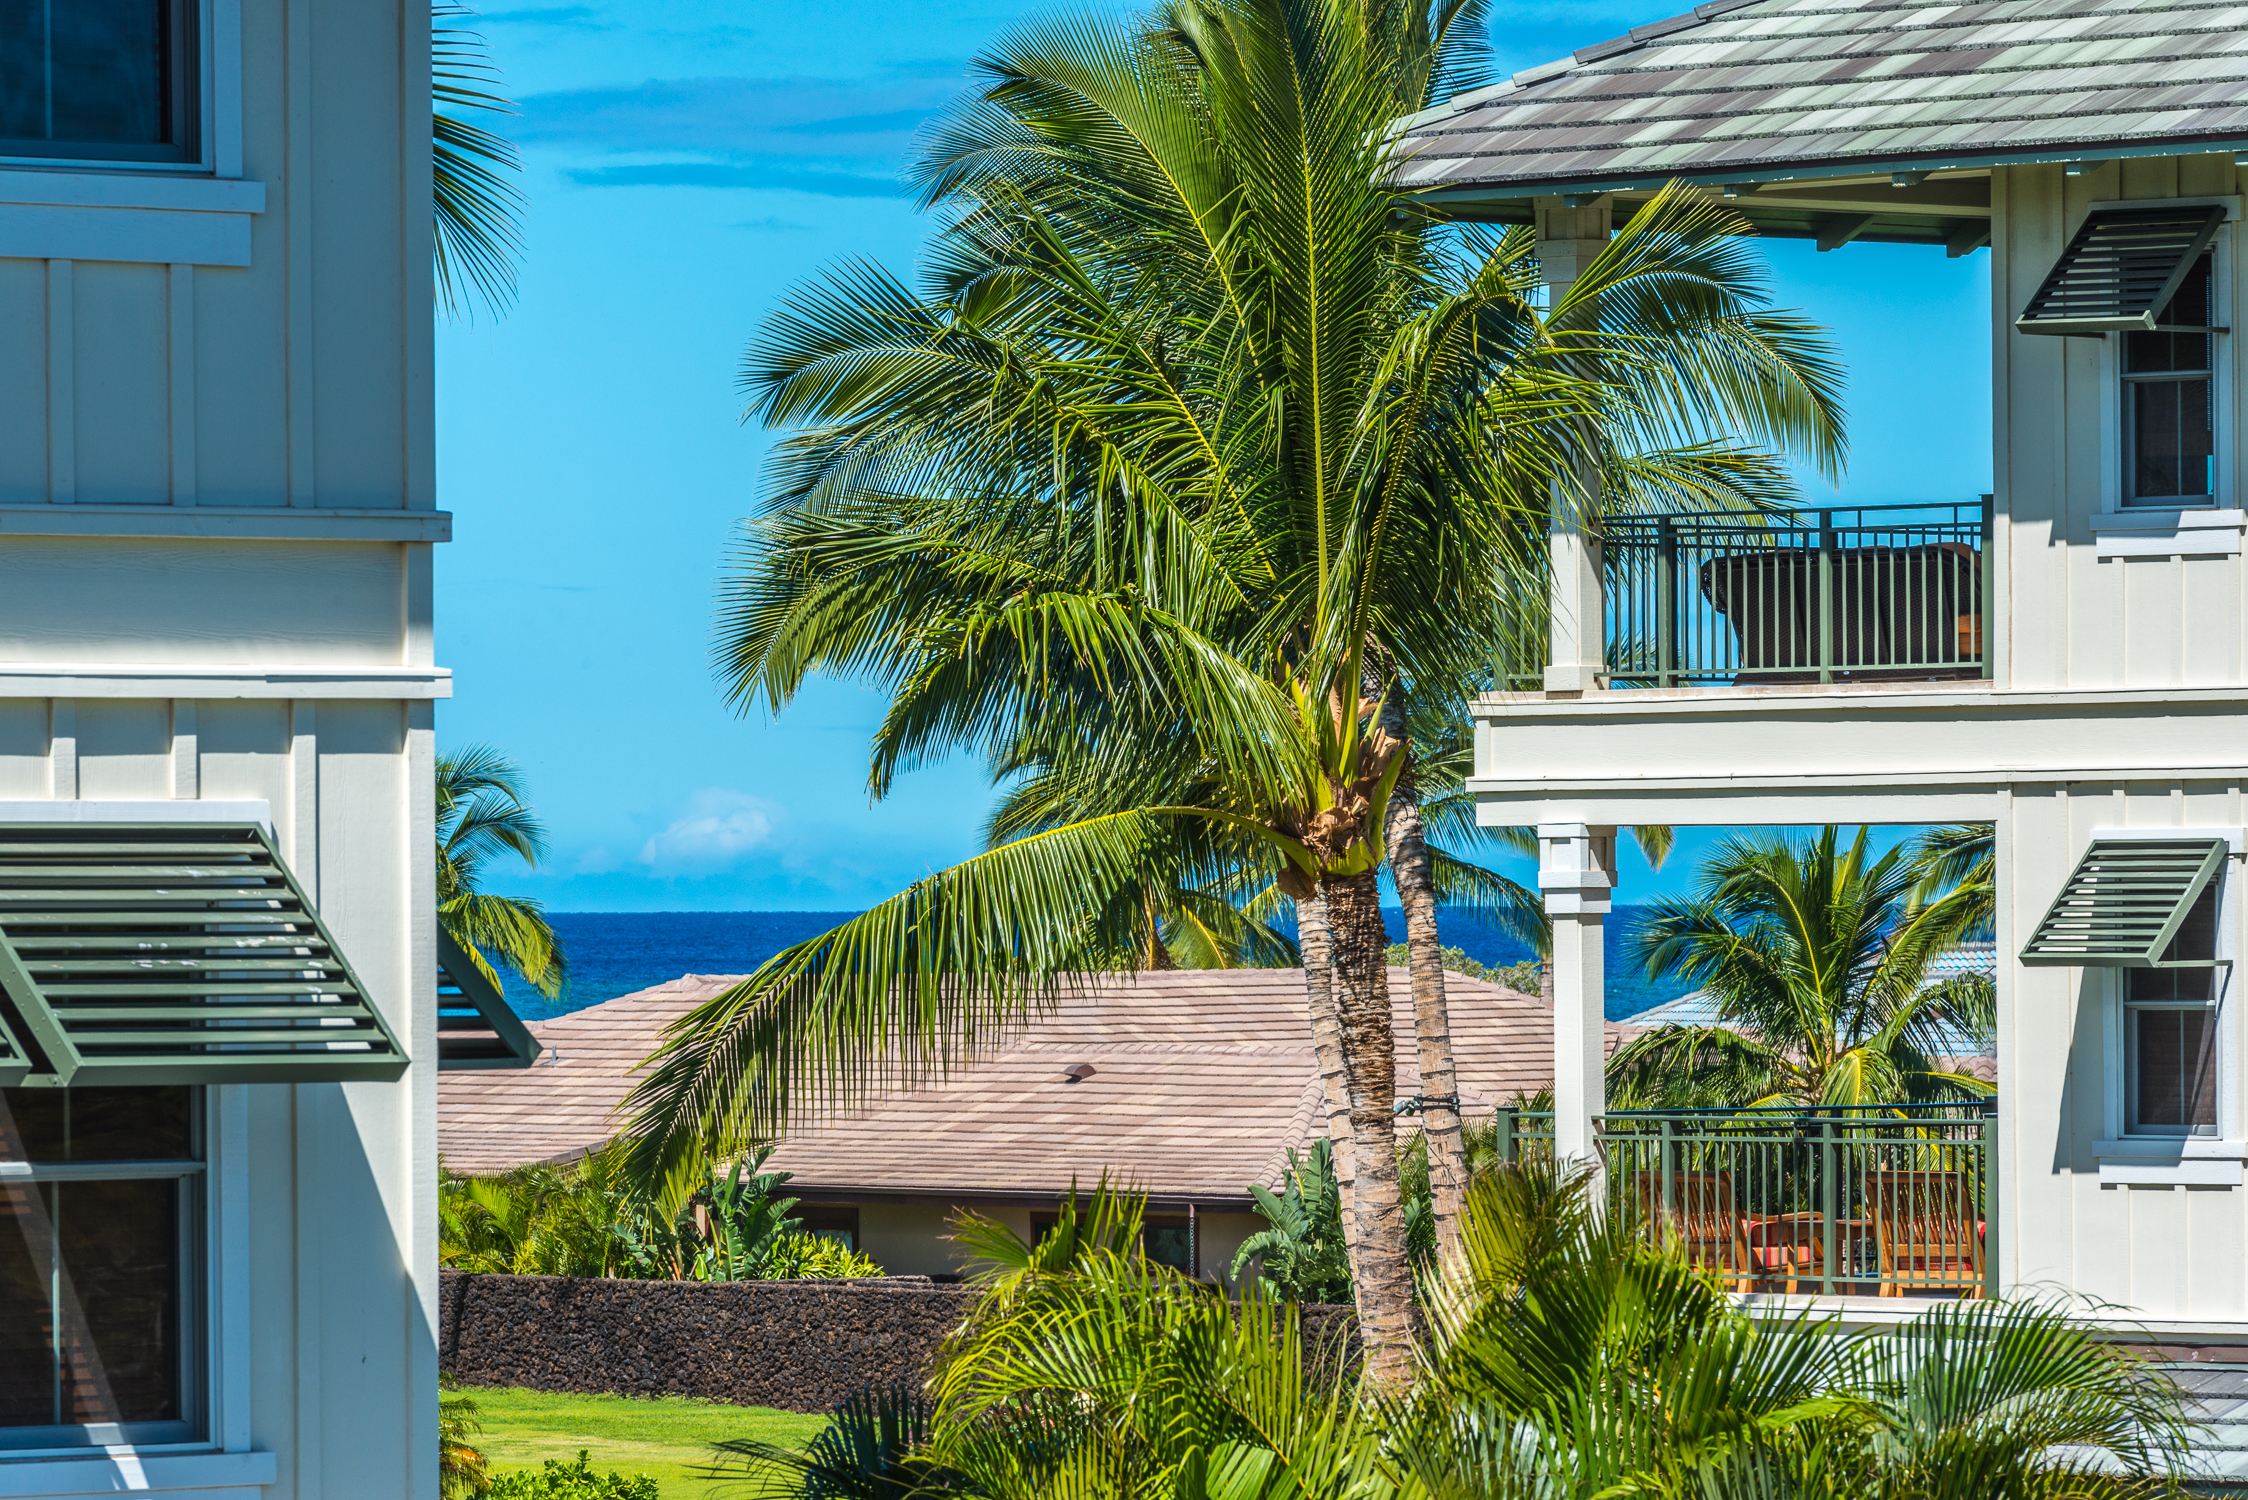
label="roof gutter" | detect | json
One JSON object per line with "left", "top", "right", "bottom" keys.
{"left": 1412, "top": 134, "right": 2248, "bottom": 210}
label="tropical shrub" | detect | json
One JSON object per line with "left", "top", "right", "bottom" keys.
{"left": 438, "top": 1376, "right": 490, "bottom": 1500}
{"left": 438, "top": 1145, "right": 879, "bottom": 1282}
{"left": 733, "top": 1170, "right": 2189, "bottom": 1500}
{"left": 1232, "top": 1140, "right": 1355, "bottom": 1303}
{"left": 483, "top": 1453, "right": 657, "bottom": 1500}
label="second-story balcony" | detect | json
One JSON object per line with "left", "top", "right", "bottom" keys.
{"left": 1591, "top": 499, "right": 1994, "bottom": 691}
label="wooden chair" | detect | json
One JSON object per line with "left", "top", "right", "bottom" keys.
{"left": 1865, "top": 1169, "right": 1984, "bottom": 1297}
{"left": 1745, "top": 1211, "right": 1823, "bottom": 1294}
{"left": 1634, "top": 1171, "right": 1752, "bottom": 1292}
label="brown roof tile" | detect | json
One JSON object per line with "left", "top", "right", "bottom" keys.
{"left": 438, "top": 968, "right": 1632, "bottom": 1207}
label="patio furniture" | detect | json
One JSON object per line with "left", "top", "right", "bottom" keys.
{"left": 1635, "top": 1171, "right": 1752, "bottom": 1292}
{"left": 1866, "top": 1169, "right": 1985, "bottom": 1297}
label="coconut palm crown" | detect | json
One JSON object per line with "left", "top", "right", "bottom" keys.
{"left": 626, "top": 0, "right": 1842, "bottom": 1384}
{"left": 1609, "top": 825, "right": 1995, "bottom": 1111}
{"left": 437, "top": 744, "right": 566, "bottom": 998}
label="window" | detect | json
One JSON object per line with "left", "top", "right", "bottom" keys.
{"left": 2126, "top": 884, "right": 2221, "bottom": 1135}
{"left": 0, "top": 1086, "right": 204, "bottom": 1450}
{"left": 796, "top": 1205, "right": 859, "bottom": 1252}
{"left": 1031, "top": 1213, "right": 1197, "bottom": 1275}
{"left": 0, "top": 1, "right": 199, "bottom": 165}
{"left": 2124, "top": 251, "right": 2219, "bottom": 507}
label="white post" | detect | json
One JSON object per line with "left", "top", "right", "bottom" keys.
{"left": 1539, "top": 822, "right": 1614, "bottom": 1182}
{"left": 1535, "top": 195, "right": 1612, "bottom": 695}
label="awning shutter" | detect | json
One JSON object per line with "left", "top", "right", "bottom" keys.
{"left": 2019, "top": 837, "right": 2229, "bottom": 967}
{"left": 0, "top": 822, "right": 406, "bottom": 1085}
{"left": 2016, "top": 205, "right": 2226, "bottom": 336}
{"left": 437, "top": 926, "right": 539, "bottom": 1070}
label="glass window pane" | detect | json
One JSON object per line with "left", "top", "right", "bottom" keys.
{"left": 0, "top": 0, "right": 184, "bottom": 154}
{"left": 2132, "top": 1007, "right": 2218, "bottom": 1131}
{"left": 0, "top": 1088, "right": 196, "bottom": 1165}
{"left": 0, "top": 1177, "right": 185, "bottom": 1431}
{"left": 2130, "top": 376, "right": 2215, "bottom": 501}
{"left": 1143, "top": 1223, "right": 1193, "bottom": 1273}
{"left": 2126, "top": 253, "right": 2215, "bottom": 372}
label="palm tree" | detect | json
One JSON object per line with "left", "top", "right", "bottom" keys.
{"left": 437, "top": 744, "right": 566, "bottom": 998}
{"left": 1609, "top": 826, "right": 1995, "bottom": 1111}
{"left": 724, "top": 1167, "right": 2189, "bottom": 1500}
{"left": 433, "top": 4, "right": 523, "bottom": 319}
{"left": 1910, "top": 821, "right": 1996, "bottom": 939}
{"left": 632, "top": 0, "right": 1839, "bottom": 1385}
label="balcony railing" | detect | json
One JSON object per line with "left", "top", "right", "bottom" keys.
{"left": 1602, "top": 499, "right": 1993, "bottom": 688}
{"left": 1490, "top": 1105, "right": 1998, "bottom": 1299}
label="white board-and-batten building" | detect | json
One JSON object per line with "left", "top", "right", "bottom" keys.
{"left": 1396, "top": 0, "right": 2248, "bottom": 1362}
{"left": 0, "top": 5, "right": 526, "bottom": 1497}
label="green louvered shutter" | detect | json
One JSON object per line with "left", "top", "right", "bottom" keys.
{"left": 0, "top": 822, "right": 407, "bottom": 1085}
{"left": 0, "top": 999, "right": 29, "bottom": 1086}
{"left": 2016, "top": 206, "right": 2227, "bottom": 336}
{"left": 2020, "top": 837, "right": 2229, "bottom": 968}
{"left": 436, "top": 925, "right": 539, "bottom": 1070}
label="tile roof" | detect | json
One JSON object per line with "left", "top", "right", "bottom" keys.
{"left": 1396, "top": 0, "right": 2248, "bottom": 199}
{"left": 438, "top": 967, "right": 1633, "bottom": 1209}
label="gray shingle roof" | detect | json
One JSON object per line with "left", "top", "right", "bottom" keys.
{"left": 1398, "top": 0, "right": 2248, "bottom": 200}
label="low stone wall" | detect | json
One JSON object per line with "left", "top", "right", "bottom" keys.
{"left": 439, "top": 1271, "right": 1363, "bottom": 1415}
{"left": 439, "top": 1270, "right": 978, "bottom": 1414}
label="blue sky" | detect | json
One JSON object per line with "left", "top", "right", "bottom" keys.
{"left": 434, "top": 0, "right": 1993, "bottom": 913}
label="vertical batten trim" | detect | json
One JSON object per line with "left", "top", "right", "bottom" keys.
{"left": 285, "top": 0, "right": 316, "bottom": 508}
{"left": 47, "top": 700, "right": 75, "bottom": 799}
{"left": 212, "top": 0, "right": 245, "bottom": 180}
{"left": 293, "top": 1084, "right": 324, "bottom": 1500}
{"left": 46, "top": 260, "right": 73, "bottom": 505}
{"left": 215, "top": 1085, "right": 252, "bottom": 1452}
{"left": 402, "top": 543, "right": 433, "bottom": 667}
{"left": 169, "top": 264, "right": 198, "bottom": 506}
{"left": 171, "top": 700, "right": 199, "bottom": 799}
{"left": 403, "top": 700, "right": 439, "bottom": 1499}
{"left": 288, "top": 700, "right": 318, "bottom": 902}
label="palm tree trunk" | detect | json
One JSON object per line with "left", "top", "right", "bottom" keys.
{"left": 1322, "top": 867, "right": 1414, "bottom": 1391}
{"left": 1295, "top": 890, "right": 1355, "bottom": 1227}
{"left": 1377, "top": 696, "right": 1466, "bottom": 1255}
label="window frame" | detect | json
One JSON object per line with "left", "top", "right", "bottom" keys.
{"left": 0, "top": 0, "right": 204, "bottom": 170}
{"left": 0, "top": 1084, "right": 241, "bottom": 1460}
{"left": 2097, "top": 198, "right": 2237, "bottom": 516}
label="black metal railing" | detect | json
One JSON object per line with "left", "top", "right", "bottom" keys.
{"left": 1602, "top": 499, "right": 1993, "bottom": 688}
{"left": 1490, "top": 1104, "right": 1998, "bottom": 1299}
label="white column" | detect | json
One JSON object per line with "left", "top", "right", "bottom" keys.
{"left": 1539, "top": 821, "right": 1615, "bottom": 1179}
{"left": 1535, "top": 196, "right": 1611, "bottom": 695}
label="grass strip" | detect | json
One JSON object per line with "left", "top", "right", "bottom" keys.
{"left": 457, "top": 1385, "right": 830, "bottom": 1496}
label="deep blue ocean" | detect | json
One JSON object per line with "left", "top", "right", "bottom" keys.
{"left": 500, "top": 908, "right": 1687, "bottom": 1024}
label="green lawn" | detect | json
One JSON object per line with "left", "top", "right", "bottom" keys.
{"left": 457, "top": 1386, "right": 829, "bottom": 1496}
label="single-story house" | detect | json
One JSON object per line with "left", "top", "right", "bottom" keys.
{"left": 440, "top": 967, "right": 1635, "bottom": 1280}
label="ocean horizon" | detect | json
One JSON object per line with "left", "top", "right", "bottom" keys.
{"left": 498, "top": 908, "right": 1689, "bottom": 1024}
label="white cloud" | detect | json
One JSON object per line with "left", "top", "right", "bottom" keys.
{"left": 638, "top": 789, "right": 781, "bottom": 871}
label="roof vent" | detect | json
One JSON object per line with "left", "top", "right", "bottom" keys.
{"left": 1061, "top": 1062, "right": 1097, "bottom": 1083}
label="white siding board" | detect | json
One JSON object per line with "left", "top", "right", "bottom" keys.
{"left": 0, "top": 260, "right": 46, "bottom": 505}
{"left": 0, "top": 700, "right": 48, "bottom": 799}
{"left": 0, "top": 538, "right": 404, "bottom": 664}
{"left": 75, "top": 698, "right": 172, "bottom": 799}
{"left": 71, "top": 261, "right": 171, "bottom": 507}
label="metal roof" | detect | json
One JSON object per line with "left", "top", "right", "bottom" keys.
{"left": 1398, "top": 0, "right": 2248, "bottom": 229}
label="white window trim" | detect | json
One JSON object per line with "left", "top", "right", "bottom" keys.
{"left": 0, "top": 0, "right": 259, "bottom": 268}
{"left": 2093, "top": 196, "right": 2240, "bottom": 551}
{"left": 0, "top": 800, "right": 270, "bottom": 1484}
{"left": 2097, "top": 826, "right": 2245, "bottom": 1185}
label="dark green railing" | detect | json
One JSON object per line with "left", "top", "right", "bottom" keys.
{"left": 1488, "top": 1104, "right": 1998, "bottom": 1299}
{"left": 1602, "top": 499, "right": 1993, "bottom": 688}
